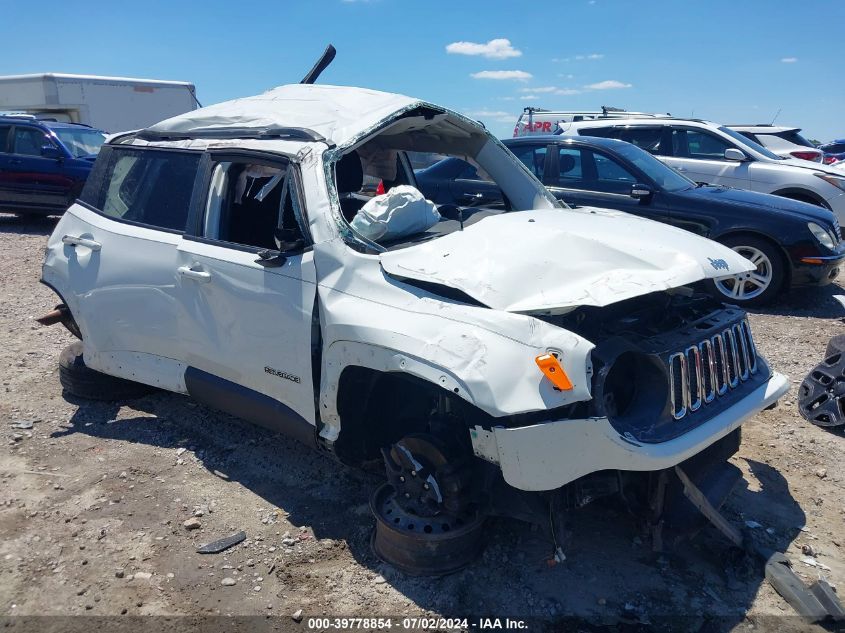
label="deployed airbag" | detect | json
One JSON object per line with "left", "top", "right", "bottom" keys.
{"left": 350, "top": 186, "right": 440, "bottom": 242}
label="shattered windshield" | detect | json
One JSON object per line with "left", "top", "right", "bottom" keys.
{"left": 333, "top": 110, "right": 559, "bottom": 250}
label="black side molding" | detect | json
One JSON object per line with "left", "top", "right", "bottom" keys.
{"left": 184, "top": 367, "right": 317, "bottom": 449}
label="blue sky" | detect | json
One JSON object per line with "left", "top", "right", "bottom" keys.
{"left": 1, "top": 0, "right": 839, "bottom": 141}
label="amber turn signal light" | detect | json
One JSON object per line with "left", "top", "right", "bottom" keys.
{"left": 535, "top": 353, "right": 573, "bottom": 391}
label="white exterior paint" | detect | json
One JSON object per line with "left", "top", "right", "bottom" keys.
{"left": 43, "top": 83, "right": 789, "bottom": 492}
{"left": 471, "top": 371, "right": 789, "bottom": 491}
{"left": 558, "top": 118, "right": 845, "bottom": 223}
{"left": 0, "top": 73, "right": 197, "bottom": 133}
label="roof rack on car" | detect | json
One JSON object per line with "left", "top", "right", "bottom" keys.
{"left": 136, "top": 126, "right": 329, "bottom": 144}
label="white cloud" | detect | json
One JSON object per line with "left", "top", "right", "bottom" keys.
{"left": 470, "top": 70, "right": 533, "bottom": 81}
{"left": 554, "top": 53, "right": 603, "bottom": 62}
{"left": 584, "top": 80, "right": 632, "bottom": 90}
{"left": 497, "top": 96, "right": 516, "bottom": 101}
{"left": 558, "top": 73, "right": 575, "bottom": 79}
{"left": 555, "top": 88, "right": 582, "bottom": 95}
{"left": 519, "top": 86, "right": 557, "bottom": 93}
{"left": 520, "top": 95, "right": 539, "bottom": 100}
{"left": 446, "top": 38, "right": 522, "bottom": 60}
{"left": 781, "top": 57, "right": 798, "bottom": 63}
{"left": 465, "top": 109, "right": 515, "bottom": 123}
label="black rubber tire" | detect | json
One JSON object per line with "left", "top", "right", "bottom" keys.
{"left": 708, "top": 235, "right": 785, "bottom": 307}
{"left": 59, "top": 342, "right": 155, "bottom": 401}
{"left": 825, "top": 335, "right": 845, "bottom": 360}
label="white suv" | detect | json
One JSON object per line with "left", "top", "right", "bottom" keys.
{"left": 728, "top": 125, "right": 823, "bottom": 163}
{"left": 39, "top": 81, "right": 787, "bottom": 572}
{"left": 558, "top": 118, "right": 845, "bottom": 223}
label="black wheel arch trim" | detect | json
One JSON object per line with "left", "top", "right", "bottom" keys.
{"left": 771, "top": 188, "right": 832, "bottom": 210}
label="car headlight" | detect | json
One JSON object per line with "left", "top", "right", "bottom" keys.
{"left": 808, "top": 222, "right": 836, "bottom": 249}
{"left": 815, "top": 173, "right": 845, "bottom": 192}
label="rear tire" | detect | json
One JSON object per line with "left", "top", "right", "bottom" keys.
{"left": 59, "top": 342, "right": 155, "bottom": 401}
{"left": 708, "top": 235, "right": 785, "bottom": 307}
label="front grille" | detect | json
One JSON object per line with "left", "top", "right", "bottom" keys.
{"left": 668, "top": 319, "right": 758, "bottom": 420}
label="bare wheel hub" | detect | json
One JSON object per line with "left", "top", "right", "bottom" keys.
{"left": 382, "top": 435, "right": 451, "bottom": 517}
{"left": 371, "top": 434, "right": 486, "bottom": 575}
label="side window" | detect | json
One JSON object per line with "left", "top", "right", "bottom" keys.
{"left": 456, "top": 162, "right": 480, "bottom": 180}
{"left": 557, "top": 147, "right": 584, "bottom": 184}
{"left": 619, "top": 128, "right": 663, "bottom": 155}
{"left": 202, "top": 158, "right": 304, "bottom": 251}
{"left": 672, "top": 128, "right": 732, "bottom": 160}
{"left": 0, "top": 125, "right": 11, "bottom": 153}
{"left": 13, "top": 127, "right": 50, "bottom": 156}
{"left": 580, "top": 127, "right": 664, "bottom": 155}
{"left": 91, "top": 148, "right": 200, "bottom": 231}
{"left": 593, "top": 152, "right": 637, "bottom": 193}
{"left": 510, "top": 145, "right": 547, "bottom": 179}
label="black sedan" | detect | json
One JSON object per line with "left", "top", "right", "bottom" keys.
{"left": 415, "top": 136, "right": 845, "bottom": 306}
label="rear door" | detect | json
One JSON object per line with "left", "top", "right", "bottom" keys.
{"left": 174, "top": 151, "right": 318, "bottom": 432}
{"left": 5, "top": 125, "right": 72, "bottom": 210}
{"left": 45, "top": 145, "right": 201, "bottom": 388}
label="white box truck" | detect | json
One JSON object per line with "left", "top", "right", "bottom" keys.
{"left": 0, "top": 73, "right": 198, "bottom": 133}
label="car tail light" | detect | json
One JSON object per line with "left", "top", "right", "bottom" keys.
{"left": 791, "top": 151, "right": 821, "bottom": 162}
{"left": 824, "top": 156, "right": 838, "bottom": 165}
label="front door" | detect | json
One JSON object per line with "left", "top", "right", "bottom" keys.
{"left": 175, "top": 152, "right": 318, "bottom": 432}
{"left": 545, "top": 145, "right": 668, "bottom": 223}
{"left": 663, "top": 127, "right": 750, "bottom": 189}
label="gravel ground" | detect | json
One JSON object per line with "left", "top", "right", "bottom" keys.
{"left": 0, "top": 213, "right": 843, "bottom": 632}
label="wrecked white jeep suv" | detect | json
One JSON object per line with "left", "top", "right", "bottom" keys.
{"left": 40, "top": 79, "right": 788, "bottom": 574}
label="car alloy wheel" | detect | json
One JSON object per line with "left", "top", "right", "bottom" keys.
{"left": 714, "top": 245, "right": 773, "bottom": 302}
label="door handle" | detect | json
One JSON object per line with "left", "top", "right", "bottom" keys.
{"left": 177, "top": 266, "right": 212, "bottom": 283}
{"left": 62, "top": 235, "right": 101, "bottom": 251}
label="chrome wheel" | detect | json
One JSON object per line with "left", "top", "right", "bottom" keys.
{"left": 714, "top": 245, "right": 773, "bottom": 301}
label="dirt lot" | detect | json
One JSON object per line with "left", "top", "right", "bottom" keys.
{"left": 0, "top": 213, "right": 843, "bottom": 632}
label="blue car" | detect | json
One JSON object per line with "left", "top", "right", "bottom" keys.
{"left": 0, "top": 116, "right": 106, "bottom": 216}
{"left": 820, "top": 139, "right": 845, "bottom": 166}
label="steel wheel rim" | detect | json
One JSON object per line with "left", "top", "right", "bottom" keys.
{"left": 715, "top": 246, "right": 773, "bottom": 301}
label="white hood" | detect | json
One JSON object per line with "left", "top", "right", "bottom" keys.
{"left": 380, "top": 207, "right": 754, "bottom": 313}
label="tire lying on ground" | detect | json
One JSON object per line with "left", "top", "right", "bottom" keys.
{"left": 59, "top": 342, "right": 155, "bottom": 401}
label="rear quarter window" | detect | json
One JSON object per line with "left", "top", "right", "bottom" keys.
{"left": 80, "top": 147, "right": 200, "bottom": 232}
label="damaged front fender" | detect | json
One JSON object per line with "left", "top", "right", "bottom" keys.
{"left": 314, "top": 239, "right": 595, "bottom": 442}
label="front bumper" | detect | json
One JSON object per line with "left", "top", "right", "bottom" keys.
{"left": 470, "top": 370, "right": 789, "bottom": 492}
{"left": 791, "top": 255, "right": 843, "bottom": 287}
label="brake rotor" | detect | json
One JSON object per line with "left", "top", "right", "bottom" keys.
{"left": 382, "top": 434, "right": 454, "bottom": 517}
{"left": 798, "top": 352, "right": 845, "bottom": 428}
{"left": 370, "top": 483, "right": 486, "bottom": 576}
